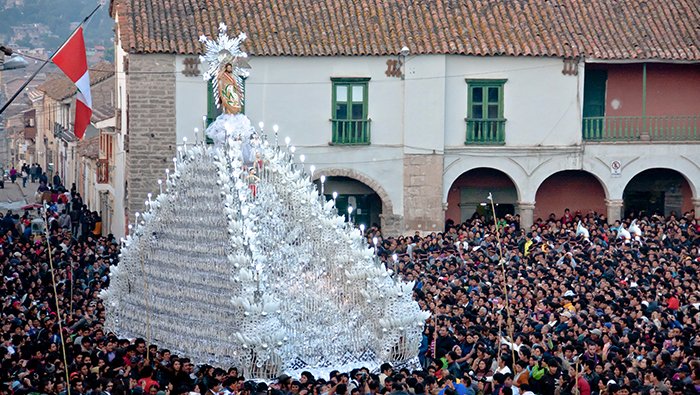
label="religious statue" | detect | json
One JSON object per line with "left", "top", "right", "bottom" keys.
{"left": 218, "top": 62, "right": 242, "bottom": 115}
{"left": 199, "top": 28, "right": 248, "bottom": 116}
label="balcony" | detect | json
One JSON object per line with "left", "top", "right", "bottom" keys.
{"left": 330, "top": 119, "right": 371, "bottom": 145}
{"left": 583, "top": 115, "right": 700, "bottom": 142}
{"left": 465, "top": 118, "right": 506, "bottom": 144}
{"left": 97, "top": 159, "right": 109, "bottom": 184}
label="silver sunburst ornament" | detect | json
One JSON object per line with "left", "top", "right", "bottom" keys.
{"left": 199, "top": 24, "right": 249, "bottom": 112}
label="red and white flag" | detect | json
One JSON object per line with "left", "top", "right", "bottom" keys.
{"left": 52, "top": 27, "right": 91, "bottom": 139}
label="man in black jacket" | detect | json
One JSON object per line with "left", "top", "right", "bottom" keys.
{"left": 435, "top": 326, "right": 456, "bottom": 355}
{"left": 540, "top": 358, "right": 562, "bottom": 395}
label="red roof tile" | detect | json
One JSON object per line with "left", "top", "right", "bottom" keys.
{"left": 111, "top": 0, "right": 700, "bottom": 60}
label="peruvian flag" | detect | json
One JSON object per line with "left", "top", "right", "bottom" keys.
{"left": 51, "top": 27, "right": 91, "bottom": 139}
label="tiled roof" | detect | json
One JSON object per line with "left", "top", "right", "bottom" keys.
{"left": 76, "top": 135, "right": 100, "bottom": 160}
{"left": 37, "top": 61, "right": 114, "bottom": 101}
{"left": 26, "top": 89, "right": 43, "bottom": 101}
{"left": 91, "top": 104, "right": 116, "bottom": 123}
{"left": 110, "top": 0, "right": 700, "bottom": 60}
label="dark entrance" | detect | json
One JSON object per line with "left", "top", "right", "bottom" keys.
{"left": 315, "top": 176, "right": 383, "bottom": 230}
{"left": 583, "top": 69, "right": 608, "bottom": 118}
{"left": 624, "top": 191, "right": 665, "bottom": 218}
{"left": 623, "top": 169, "right": 687, "bottom": 219}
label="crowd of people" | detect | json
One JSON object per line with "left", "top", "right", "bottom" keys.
{"left": 1, "top": 202, "right": 699, "bottom": 395}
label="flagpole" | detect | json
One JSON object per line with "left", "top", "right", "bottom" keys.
{"left": 0, "top": 3, "right": 101, "bottom": 116}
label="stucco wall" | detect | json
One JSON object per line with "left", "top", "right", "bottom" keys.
{"left": 598, "top": 63, "right": 700, "bottom": 117}
{"left": 533, "top": 171, "right": 607, "bottom": 220}
{"left": 444, "top": 56, "right": 582, "bottom": 147}
{"left": 166, "top": 52, "right": 700, "bottom": 233}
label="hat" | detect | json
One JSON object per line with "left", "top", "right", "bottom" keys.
{"left": 561, "top": 311, "right": 573, "bottom": 319}
{"left": 590, "top": 329, "right": 602, "bottom": 337}
{"left": 70, "top": 372, "right": 80, "bottom": 380}
{"left": 13, "top": 252, "right": 20, "bottom": 257}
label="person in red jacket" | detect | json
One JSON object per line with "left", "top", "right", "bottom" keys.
{"left": 667, "top": 292, "right": 680, "bottom": 310}
{"left": 561, "top": 208, "right": 573, "bottom": 224}
{"left": 566, "top": 366, "right": 591, "bottom": 395}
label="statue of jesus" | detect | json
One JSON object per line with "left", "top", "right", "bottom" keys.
{"left": 218, "top": 62, "right": 242, "bottom": 115}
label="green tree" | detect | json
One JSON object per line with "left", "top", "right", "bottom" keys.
{"left": 15, "top": 37, "right": 33, "bottom": 49}
{"left": 103, "top": 44, "right": 115, "bottom": 63}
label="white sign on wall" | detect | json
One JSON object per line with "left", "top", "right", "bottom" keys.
{"left": 611, "top": 160, "right": 621, "bottom": 178}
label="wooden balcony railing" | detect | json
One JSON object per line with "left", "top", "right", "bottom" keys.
{"left": 97, "top": 159, "right": 109, "bottom": 184}
{"left": 330, "top": 119, "right": 371, "bottom": 145}
{"left": 465, "top": 118, "right": 506, "bottom": 144}
{"left": 583, "top": 115, "right": 700, "bottom": 141}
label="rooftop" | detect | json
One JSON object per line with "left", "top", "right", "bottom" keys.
{"left": 91, "top": 104, "right": 115, "bottom": 123}
{"left": 37, "top": 61, "right": 114, "bottom": 101}
{"left": 76, "top": 135, "right": 100, "bottom": 160}
{"left": 110, "top": 0, "right": 700, "bottom": 60}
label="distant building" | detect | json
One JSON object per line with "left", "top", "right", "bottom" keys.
{"left": 11, "top": 23, "right": 50, "bottom": 44}
{"left": 88, "top": 46, "right": 106, "bottom": 64}
{"left": 32, "top": 61, "right": 117, "bottom": 233}
{"left": 4, "top": 0, "right": 24, "bottom": 9}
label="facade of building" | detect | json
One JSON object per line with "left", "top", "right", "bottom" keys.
{"left": 110, "top": 0, "right": 700, "bottom": 236}
{"left": 29, "top": 62, "right": 122, "bottom": 235}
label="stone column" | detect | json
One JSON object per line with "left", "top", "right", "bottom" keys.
{"left": 518, "top": 201, "right": 536, "bottom": 231}
{"left": 403, "top": 154, "right": 444, "bottom": 234}
{"left": 605, "top": 199, "right": 624, "bottom": 223}
{"left": 692, "top": 198, "right": 700, "bottom": 219}
{"left": 379, "top": 213, "right": 404, "bottom": 238}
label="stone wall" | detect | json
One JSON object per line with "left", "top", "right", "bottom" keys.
{"left": 91, "top": 78, "right": 114, "bottom": 109}
{"left": 403, "top": 154, "right": 444, "bottom": 234}
{"left": 126, "top": 54, "right": 177, "bottom": 224}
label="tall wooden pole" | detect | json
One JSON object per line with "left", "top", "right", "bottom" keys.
{"left": 43, "top": 206, "right": 71, "bottom": 395}
{"left": 488, "top": 193, "right": 517, "bottom": 369}
{"left": 137, "top": 231, "right": 151, "bottom": 361}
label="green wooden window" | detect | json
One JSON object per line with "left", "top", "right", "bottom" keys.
{"left": 465, "top": 79, "right": 507, "bottom": 144}
{"left": 206, "top": 77, "right": 246, "bottom": 143}
{"left": 331, "top": 77, "right": 371, "bottom": 145}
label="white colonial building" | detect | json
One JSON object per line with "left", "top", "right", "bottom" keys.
{"left": 109, "top": 0, "right": 700, "bottom": 236}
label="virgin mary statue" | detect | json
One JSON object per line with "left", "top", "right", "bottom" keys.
{"left": 218, "top": 62, "right": 242, "bottom": 115}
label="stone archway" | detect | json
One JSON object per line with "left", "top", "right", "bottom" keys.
{"left": 623, "top": 168, "right": 694, "bottom": 219}
{"left": 445, "top": 167, "right": 520, "bottom": 226}
{"left": 313, "top": 169, "right": 402, "bottom": 236}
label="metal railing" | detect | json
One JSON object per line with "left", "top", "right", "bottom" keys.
{"left": 97, "top": 159, "right": 109, "bottom": 184}
{"left": 465, "top": 118, "right": 506, "bottom": 144}
{"left": 583, "top": 115, "right": 700, "bottom": 141}
{"left": 330, "top": 119, "right": 371, "bottom": 145}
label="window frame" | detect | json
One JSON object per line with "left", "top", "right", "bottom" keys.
{"left": 465, "top": 79, "right": 507, "bottom": 120}
{"left": 465, "top": 78, "right": 507, "bottom": 144}
{"left": 331, "top": 77, "right": 370, "bottom": 122}
{"left": 330, "top": 77, "right": 371, "bottom": 145}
